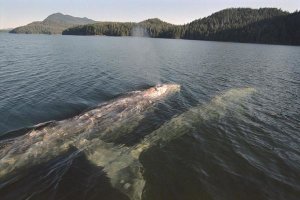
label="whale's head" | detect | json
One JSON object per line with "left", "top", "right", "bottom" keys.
{"left": 143, "top": 84, "right": 180, "bottom": 99}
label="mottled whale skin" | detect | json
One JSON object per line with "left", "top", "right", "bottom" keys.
{"left": 0, "top": 84, "right": 180, "bottom": 180}
{"left": 0, "top": 86, "right": 256, "bottom": 200}
{"left": 85, "top": 87, "right": 256, "bottom": 200}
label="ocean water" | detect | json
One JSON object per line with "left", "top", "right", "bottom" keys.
{"left": 0, "top": 33, "right": 299, "bottom": 200}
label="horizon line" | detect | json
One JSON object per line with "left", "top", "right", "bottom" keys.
{"left": 1, "top": 7, "right": 297, "bottom": 29}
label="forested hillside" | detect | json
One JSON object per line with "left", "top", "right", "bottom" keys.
{"left": 62, "top": 18, "right": 175, "bottom": 38}
{"left": 204, "top": 10, "right": 300, "bottom": 45}
{"left": 10, "top": 8, "right": 300, "bottom": 45}
{"left": 62, "top": 8, "right": 300, "bottom": 45}
{"left": 181, "top": 8, "right": 300, "bottom": 45}
{"left": 182, "top": 8, "right": 287, "bottom": 39}
{"left": 10, "top": 13, "right": 95, "bottom": 34}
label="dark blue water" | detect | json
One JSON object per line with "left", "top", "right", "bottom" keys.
{"left": 0, "top": 33, "right": 299, "bottom": 200}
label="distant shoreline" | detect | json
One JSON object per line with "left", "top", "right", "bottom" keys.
{"left": 3, "top": 32, "right": 299, "bottom": 47}
{"left": 9, "top": 8, "right": 300, "bottom": 46}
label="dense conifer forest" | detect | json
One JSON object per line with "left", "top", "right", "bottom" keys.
{"left": 182, "top": 8, "right": 300, "bottom": 44}
{"left": 10, "top": 8, "right": 300, "bottom": 45}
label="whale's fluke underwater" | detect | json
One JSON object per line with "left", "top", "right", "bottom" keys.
{"left": 0, "top": 86, "right": 256, "bottom": 200}
{"left": 85, "top": 87, "right": 256, "bottom": 200}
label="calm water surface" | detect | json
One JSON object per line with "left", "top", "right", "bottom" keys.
{"left": 0, "top": 33, "right": 299, "bottom": 200}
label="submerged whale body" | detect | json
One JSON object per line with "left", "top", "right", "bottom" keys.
{"left": 0, "top": 84, "right": 180, "bottom": 178}
{"left": 86, "top": 87, "right": 256, "bottom": 199}
{"left": 0, "top": 85, "right": 256, "bottom": 200}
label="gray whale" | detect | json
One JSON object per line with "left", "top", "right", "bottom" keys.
{"left": 0, "top": 84, "right": 180, "bottom": 179}
{"left": 84, "top": 87, "right": 256, "bottom": 199}
{"left": 0, "top": 86, "right": 256, "bottom": 200}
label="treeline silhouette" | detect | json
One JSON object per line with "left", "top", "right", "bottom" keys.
{"left": 9, "top": 8, "right": 300, "bottom": 45}
{"left": 63, "top": 8, "right": 300, "bottom": 45}
{"left": 183, "top": 8, "right": 300, "bottom": 45}
{"left": 62, "top": 18, "right": 175, "bottom": 37}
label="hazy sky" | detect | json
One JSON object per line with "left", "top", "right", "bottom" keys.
{"left": 0, "top": 0, "right": 299, "bottom": 29}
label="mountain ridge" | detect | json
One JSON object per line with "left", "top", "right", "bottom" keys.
{"left": 10, "top": 13, "right": 95, "bottom": 34}
{"left": 9, "top": 8, "right": 300, "bottom": 45}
